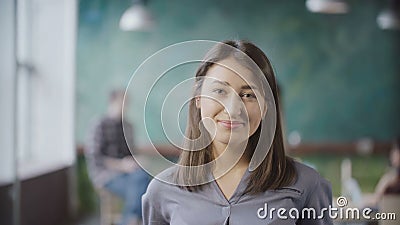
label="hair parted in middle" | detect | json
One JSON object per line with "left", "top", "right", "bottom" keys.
{"left": 174, "top": 40, "right": 297, "bottom": 194}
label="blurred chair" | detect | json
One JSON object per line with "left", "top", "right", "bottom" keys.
{"left": 341, "top": 158, "right": 363, "bottom": 207}
{"left": 97, "top": 188, "right": 123, "bottom": 225}
{"left": 378, "top": 194, "right": 400, "bottom": 225}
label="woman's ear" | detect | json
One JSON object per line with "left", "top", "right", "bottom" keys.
{"left": 195, "top": 97, "right": 201, "bottom": 108}
{"left": 262, "top": 104, "right": 267, "bottom": 118}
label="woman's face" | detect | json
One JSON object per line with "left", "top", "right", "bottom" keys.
{"left": 390, "top": 147, "right": 400, "bottom": 168}
{"left": 197, "top": 57, "right": 266, "bottom": 146}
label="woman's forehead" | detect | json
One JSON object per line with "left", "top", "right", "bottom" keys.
{"left": 204, "top": 58, "right": 262, "bottom": 88}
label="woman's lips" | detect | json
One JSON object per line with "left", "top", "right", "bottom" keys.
{"left": 217, "top": 120, "right": 245, "bottom": 129}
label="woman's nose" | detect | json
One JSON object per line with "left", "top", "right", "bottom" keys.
{"left": 224, "top": 93, "right": 243, "bottom": 117}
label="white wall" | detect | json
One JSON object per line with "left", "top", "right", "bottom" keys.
{"left": 0, "top": 0, "right": 77, "bottom": 183}
{"left": 0, "top": 0, "right": 17, "bottom": 185}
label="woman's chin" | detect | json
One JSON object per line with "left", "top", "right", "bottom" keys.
{"left": 214, "top": 135, "right": 248, "bottom": 146}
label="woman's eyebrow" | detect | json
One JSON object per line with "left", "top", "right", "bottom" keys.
{"left": 241, "top": 85, "right": 257, "bottom": 90}
{"left": 211, "top": 80, "right": 230, "bottom": 86}
{"left": 211, "top": 80, "right": 257, "bottom": 90}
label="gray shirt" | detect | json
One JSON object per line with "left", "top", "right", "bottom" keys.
{"left": 142, "top": 161, "right": 333, "bottom": 225}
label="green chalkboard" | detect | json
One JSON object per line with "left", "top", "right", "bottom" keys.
{"left": 76, "top": 0, "right": 400, "bottom": 146}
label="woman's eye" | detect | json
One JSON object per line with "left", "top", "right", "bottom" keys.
{"left": 212, "top": 88, "right": 226, "bottom": 95}
{"left": 241, "top": 93, "right": 256, "bottom": 99}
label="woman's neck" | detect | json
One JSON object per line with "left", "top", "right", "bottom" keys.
{"left": 212, "top": 141, "right": 250, "bottom": 177}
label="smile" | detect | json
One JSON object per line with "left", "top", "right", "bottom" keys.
{"left": 217, "top": 120, "right": 245, "bottom": 129}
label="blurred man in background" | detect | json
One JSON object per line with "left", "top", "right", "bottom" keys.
{"left": 86, "top": 89, "right": 150, "bottom": 225}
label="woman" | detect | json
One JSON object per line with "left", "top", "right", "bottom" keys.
{"left": 142, "top": 40, "right": 332, "bottom": 225}
{"left": 370, "top": 138, "right": 400, "bottom": 206}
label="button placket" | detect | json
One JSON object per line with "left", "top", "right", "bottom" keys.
{"left": 221, "top": 205, "right": 231, "bottom": 217}
{"left": 221, "top": 205, "right": 231, "bottom": 225}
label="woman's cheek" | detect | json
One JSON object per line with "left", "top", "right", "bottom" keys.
{"left": 247, "top": 106, "right": 263, "bottom": 131}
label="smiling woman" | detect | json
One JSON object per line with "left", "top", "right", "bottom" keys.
{"left": 198, "top": 60, "right": 265, "bottom": 148}
{"left": 142, "top": 40, "right": 333, "bottom": 225}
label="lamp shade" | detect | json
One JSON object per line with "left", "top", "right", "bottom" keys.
{"left": 119, "top": 4, "right": 154, "bottom": 31}
{"left": 306, "top": 0, "right": 349, "bottom": 14}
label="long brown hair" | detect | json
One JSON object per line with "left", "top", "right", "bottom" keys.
{"left": 175, "top": 40, "right": 296, "bottom": 194}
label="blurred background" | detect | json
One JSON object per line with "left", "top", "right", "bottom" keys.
{"left": 1, "top": 0, "right": 399, "bottom": 225}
